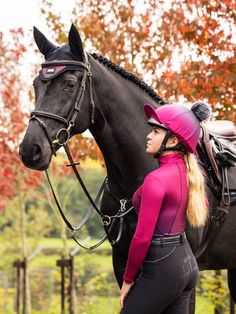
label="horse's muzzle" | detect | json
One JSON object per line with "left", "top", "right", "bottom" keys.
{"left": 19, "top": 141, "right": 51, "bottom": 171}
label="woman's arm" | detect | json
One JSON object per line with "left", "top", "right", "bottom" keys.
{"left": 123, "top": 174, "right": 165, "bottom": 283}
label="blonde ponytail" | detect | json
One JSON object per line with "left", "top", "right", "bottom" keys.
{"left": 184, "top": 153, "right": 208, "bottom": 227}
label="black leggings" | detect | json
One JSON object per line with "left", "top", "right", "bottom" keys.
{"left": 120, "top": 238, "right": 198, "bottom": 314}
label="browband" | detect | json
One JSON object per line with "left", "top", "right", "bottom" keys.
{"left": 40, "top": 59, "right": 89, "bottom": 81}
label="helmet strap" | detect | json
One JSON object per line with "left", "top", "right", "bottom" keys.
{"left": 153, "top": 130, "right": 173, "bottom": 159}
{"left": 164, "top": 143, "right": 186, "bottom": 153}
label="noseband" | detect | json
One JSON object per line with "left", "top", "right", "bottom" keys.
{"left": 30, "top": 52, "right": 95, "bottom": 155}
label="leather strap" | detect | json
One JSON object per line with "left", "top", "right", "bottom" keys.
{"left": 195, "top": 166, "right": 231, "bottom": 259}
{"left": 30, "top": 52, "right": 94, "bottom": 155}
{"left": 151, "top": 232, "right": 186, "bottom": 246}
{"left": 201, "top": 125, "right": 220, "bottom": 180}
{"left": 63, "top": 143, "right": 104, "bottom": 216}
{"left": 44, "top": 145, "right": 134, "bottom": 250}
{"left": 154, "top": 130, "right": 173, "bottom": 159}
{"left": 29, "top": 116, "right": 57, "bottom": 156}
{"left": 30, "top": 111, "right": 68, "bottom": 125}
{"left": 29, "top": 52, "right": 134, "bottom": 250}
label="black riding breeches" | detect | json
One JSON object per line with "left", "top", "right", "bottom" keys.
{"left": 120, "top": 238, "right": 198, "bottom": 314}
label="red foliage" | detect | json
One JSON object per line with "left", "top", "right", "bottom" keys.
{"left": 0, "top": 29, "right": 43, "bottom": 210}
{"left": 41, "top": 0, "right": 236, "bottom": 122}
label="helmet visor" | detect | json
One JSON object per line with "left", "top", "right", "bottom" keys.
{"left": 147, "top": 117, "right": 168, "bottom": 130}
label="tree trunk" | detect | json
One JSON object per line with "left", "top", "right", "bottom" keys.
{"left": 20, "top": 197, "right": 31, "bottom": 314}
{"left": 214, "top": 270, "right": 223, "bottom": 314}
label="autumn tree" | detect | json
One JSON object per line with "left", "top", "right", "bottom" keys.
{"left": 158, "top": 0, "right": 236, "bottom": 121}
{"left": 0, "top": 29, "right": 43, "bottom": 211}
{"left": 0, "top": 26, "right": 70, "bottom": 259}
{"left": 0, "top": 28, "right": 102, "bottom": 257}
{"left": 40, "top": 0, "right": 235, "bottom": 121}
{"left": 0, "top": 29, "right": 45, "bottom": 314}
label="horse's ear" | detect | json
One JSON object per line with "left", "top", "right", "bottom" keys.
{"left": 33, "top": 26, "right": 57, "bottom": 58}
{"left": 68, "top": 24, "right": 84, "bottom": 61}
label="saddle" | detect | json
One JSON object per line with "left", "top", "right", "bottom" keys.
{"left": 195, "top": 120, "right": 236, "bottom": 260}
{"left": 197, "top": 120, "right": 236, "bottom": 186}
{"left": 205, "top": 120, "right": 236, "bottom": 139}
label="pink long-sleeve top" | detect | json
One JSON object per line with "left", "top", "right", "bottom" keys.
{"left": 123, "top": 152, "right": 188, "bottom": 284}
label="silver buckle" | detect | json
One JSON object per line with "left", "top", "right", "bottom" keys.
{"left": 53, "top": 121, "right": 74, "bottom": 145}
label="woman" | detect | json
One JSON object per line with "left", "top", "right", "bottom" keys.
{"left": 120, "top": 102, "right": 210, "bottom": 314}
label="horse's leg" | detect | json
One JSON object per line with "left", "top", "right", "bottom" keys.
{"left": 112, "top": 245, "right": 127, "bottom": 288}
{"left": 189, "top": 288, "right": 196, "bottom": 314}
{"left": 111, "top": 215, "right": 136, "bottom": 288}
{"left": 228, "top": 269, "right": 236, "bottom": 303}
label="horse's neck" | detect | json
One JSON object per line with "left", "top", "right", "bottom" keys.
{"left": 90, "top": 62, "right": 157, "bottom": 197}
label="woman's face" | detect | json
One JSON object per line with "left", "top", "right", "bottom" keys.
{"left": 146, "top": 127, "right": 178, "bottom": 155}
{"left": 146, "top": 127, "right": 167, "bottom": 155}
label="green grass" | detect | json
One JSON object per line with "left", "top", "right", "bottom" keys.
{"left": 39, "top": 237, "right": 74, "bottom": 248}
{"left": 195, "top": 295, "right": 215, "bottom": 314}
{"left": 0, "top": 237, "right": 231, "bottom": 314}
{"left": 38, "top": 237, "right": 112, "bottom": 251}
{"left": 76, "top": 252, "right": 113, "bottom": 270}
{"left": 0, "top": 295, "right": 220, "bottom": 314}
{"left": 78, "top": 296, "right": 119, "bottom": 314}
{"left": 29, "top": 253, "right": 58, "bottom": 267}
{"left": 29, "top": 249, "right": 113, "bottom": 271}
{"left": 77, "top": 296, "right": 215, "bottom": 314}
{"left": 27, "top": 237, "right": 113, "bottom": 270}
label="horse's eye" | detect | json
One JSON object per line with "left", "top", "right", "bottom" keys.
{"left": 67, "top": 80, "right": 77, "bottom": 88}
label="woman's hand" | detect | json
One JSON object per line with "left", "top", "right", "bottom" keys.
{"left": 120, "top": 281, "right": 134, "bottom": 309}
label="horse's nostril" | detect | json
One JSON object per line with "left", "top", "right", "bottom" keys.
{"left": 33, "top": 144, "right": 42, "bottom": 162}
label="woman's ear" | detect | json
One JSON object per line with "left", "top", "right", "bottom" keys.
{"left": 167, "top": 135, "right": 179, "bottom": 148}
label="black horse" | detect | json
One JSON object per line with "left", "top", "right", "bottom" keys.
{"left": 19, "top": 25, "right": 236, "bottom": 308}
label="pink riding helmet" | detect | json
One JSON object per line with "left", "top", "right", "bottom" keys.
{"left": 144, "top": 103, "right": 211, "bottom": 153}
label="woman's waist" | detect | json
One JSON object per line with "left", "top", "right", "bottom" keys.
{"left": 152, "top": 214, "right": 186, "bottom": 236}
{"left": 150, "top": 232, "right": 187, "bottom": 247}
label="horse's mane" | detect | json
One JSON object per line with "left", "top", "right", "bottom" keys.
{"left": 91, "top": 53, "right": 165, "bottom": 105}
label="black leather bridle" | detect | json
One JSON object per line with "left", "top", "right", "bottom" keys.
{"left": 29, "top": 52, "right": 134, "bottom": 250}
{"left": 30, "top": 52, "right": 95, "bottom": 155}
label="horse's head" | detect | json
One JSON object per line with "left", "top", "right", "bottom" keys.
{"left": 19, "top": 24, "right": 95, "bottom": 170}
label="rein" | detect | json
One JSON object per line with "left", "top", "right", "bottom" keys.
{"left": 29, "top": 52, "right": 134, "bottom": 250}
